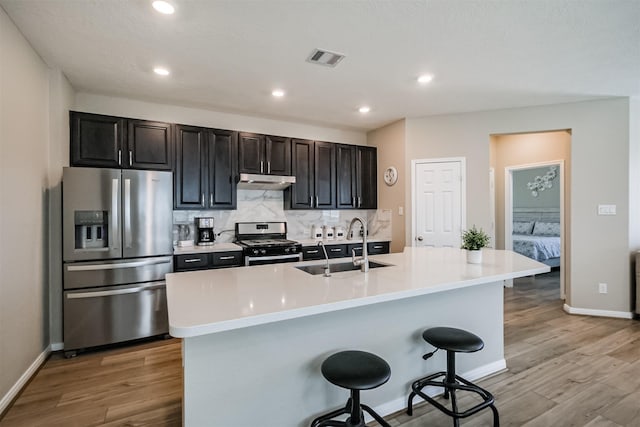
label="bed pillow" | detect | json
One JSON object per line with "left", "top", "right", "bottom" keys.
{"left": 513, "top": 221, "right": 534, "bottom": 235}
{"left": 532, "top": 221, "right": 560, "bottom": 236}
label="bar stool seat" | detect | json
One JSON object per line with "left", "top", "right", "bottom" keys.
{"left": 311, "top": 350, "right": 391, "bottom": 427}
{"left": 407, "top": 327, "right": 499, "bottom": 427}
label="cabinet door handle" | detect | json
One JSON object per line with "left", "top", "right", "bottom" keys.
{"left": 306, "top": 250, "right": 319, "bottom": 254}
{"left": 184, "top": 258, "right": 203, "bottom": 263}
{"left": 260, "top": 161, "right": 264, "bottom": 173}
{"left": 218, "top": 255, "right": 235, "bottom": 260}
{"left": 352, "top": 196, "right": 356, "bottom": 207}
{"left": 118, "top": 149, "right": 122, "bottom": 165}
{"left": 315, "top": 196, "right": 319, "bottom": 207}
{"left": 201, "top": 193, "right": 205, "bottom": 207}
{"left": 210, "top": 193, "right": 213, "bottom": 206}
{"left": 309, "top": 196, "right": 313, "bottom": 208}
{"left": 358, "top": 196, "right": 362, "bottom": 208}
{"left": 129, "top": 150, "right": 132, "bottom": 167}
{"left": 267, "top": 161, "right": 271, "bottom": 174}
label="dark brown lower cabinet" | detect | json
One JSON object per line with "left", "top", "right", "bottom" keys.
{"left": 174, "top": 251, "right": 242, "bottom": 272}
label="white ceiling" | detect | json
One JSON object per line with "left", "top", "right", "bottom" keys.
{"left": 2, "top": 0, "right": 639, "bottom": 131}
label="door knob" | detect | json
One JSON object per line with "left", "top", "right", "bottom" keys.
{"left": 416, "top": 236, "right": 424, "bottom": 242}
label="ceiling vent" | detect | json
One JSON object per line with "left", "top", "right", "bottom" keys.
{"left": 306, "top": 49, "right": 345, "bottom": 67}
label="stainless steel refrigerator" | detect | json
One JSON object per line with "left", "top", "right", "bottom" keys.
{"left": 62, "top": 167, "right": 173, "bottom": 355}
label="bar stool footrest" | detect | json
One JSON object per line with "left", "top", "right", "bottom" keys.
{"left": 408, "top": 371, "right": 496, "bottom": 419}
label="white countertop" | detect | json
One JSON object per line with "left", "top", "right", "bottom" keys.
{"left": 173, "top": 242, "right": 242, "bottom": 255}
{"left": 166, "top": 247, "right": 549, "bottom": 338}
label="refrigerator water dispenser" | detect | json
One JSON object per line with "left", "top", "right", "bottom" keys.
{"left": 74, "top": 210, "right": 108, "bottom": 249}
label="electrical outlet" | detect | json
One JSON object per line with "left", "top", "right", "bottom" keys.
{"left": 398, "top": 206, "right": 404, "bottom": 216}
{"left": 598, "top": 283, "right": 608, "bottom": 294}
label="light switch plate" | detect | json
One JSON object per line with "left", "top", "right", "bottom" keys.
{"left": 598, "top": 204, "right": 617, "bottom": 215}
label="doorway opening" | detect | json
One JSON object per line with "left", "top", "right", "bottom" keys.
{"left": 489, "top": 130, "right": 570, "bottom": 301}
{"left": 506, "top": 161, "right": 565, "bottom": 298}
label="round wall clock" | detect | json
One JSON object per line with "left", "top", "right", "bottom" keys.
{"left": 383, "top": 166, "right": 398, "bottom": 186}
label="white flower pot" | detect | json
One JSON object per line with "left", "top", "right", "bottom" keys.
{"left": 466, "top": 249, "right": 482, "bottom": 264}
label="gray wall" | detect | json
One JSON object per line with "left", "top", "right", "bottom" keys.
{"left": 513, "top": 166, "right": 560, "bottom": 209}
{"left": 1, "top": 5, "right": 50, "bottom": 406}
{"left": 405, "top": 98, "right": 637, "bottom": 314}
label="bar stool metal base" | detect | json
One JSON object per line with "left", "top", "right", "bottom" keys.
{"left": 407, "top": 350, "right": 499, "bottom": 426}
{"left": 310, "top": 390, "right": 390, "bottom": 427}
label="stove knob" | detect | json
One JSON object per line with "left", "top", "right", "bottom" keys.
{"left": 284, "top": 247, "right": 290, "bottom": 253}
{"left": 290, "top": 246, "right": 297, "bottom": 253}
{"left": 260, "top": 249, "right": 267, "bottom": 255}
{"left": 252, "top": 249, "right": 259, "bottom": 255}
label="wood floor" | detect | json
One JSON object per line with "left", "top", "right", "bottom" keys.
{"left": 0, "top": 339, "right": 183, "bottom": 426}
{"left": 2, "top": 270, "right": 639, "bottom": 426}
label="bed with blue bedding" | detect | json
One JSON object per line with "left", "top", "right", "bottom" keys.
{"left": 512, "top": 217, "right": 561, "bottom": 268}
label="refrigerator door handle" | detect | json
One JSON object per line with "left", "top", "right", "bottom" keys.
{"left": 66, "top": 281, "right": 165, "bottom": 299}
{"left": 124, "top": 178, "right": 132, "bottom": 249}
{"left": 66, "top": 258, "right": 171, "bottom": 272}
{"left": 111, "top": 178, "right": 120, "bottom": 251}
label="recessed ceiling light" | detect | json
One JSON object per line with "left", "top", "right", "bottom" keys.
{"left": 417, "top": 74, "right": 434, "bottom": 84}
{"left": 359, "top": 106, "right": 371, "bottom": 114}
{"left": 152, "top": 1, "right": 175, "bottom": 14}
{"left": 272, "top": 89, "right": 285, "bottom": 98}
{"left": 153, "top": 67, "right": 170, "bottom": 76}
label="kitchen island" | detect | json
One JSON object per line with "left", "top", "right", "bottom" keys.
{"left": 166, "top": 247, "right": 549, "bottom": 426}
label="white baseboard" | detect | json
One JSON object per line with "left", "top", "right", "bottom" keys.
{"left": 563, "top": 303, "right": 633, "bottom": 319}
{"left": 367, "top": 358, "right": 507, "bottom": 422}
{"left": 0, "top": 346, "right": 51, "bottom": 415}
{"left": 50, "top": 342, "right": 64, "bottom": 351}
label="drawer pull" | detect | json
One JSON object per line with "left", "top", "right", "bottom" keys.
{"left": 306, "top": 250, "right": 319, "bottom": 254}
{"left": 218, "top": 256, "right": 235, "bottom": 260}
{"left": 184, "top": 258, "right": 203, "bottom": 263}
{"left": 373, "top": 245, "right": 383, "bottom": 249}
{"left": 330, "top": 248, "right": 342, "bottom": 252}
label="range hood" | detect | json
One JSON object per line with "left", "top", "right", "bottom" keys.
{"left": 237, "top": 173, "right": 296, "bottom": 190}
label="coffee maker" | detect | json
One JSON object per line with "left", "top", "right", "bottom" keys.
{"left": 195, "top": 217, "right": 215, "bottom": 246}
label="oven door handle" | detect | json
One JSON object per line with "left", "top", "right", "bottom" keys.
{"left": 245, "top": 253, "right": 302, "bottom": 266}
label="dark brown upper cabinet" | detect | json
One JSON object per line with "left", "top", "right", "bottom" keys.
{"left": 70, "top": 112, "right": 125, "bottom": 168}
{"left": 238, "top": 132, "right": 291, "bottom": 175}
{"left": 286, "top": 139, "right": 335, "bottom": 209}
{"left": 208, "top": 129, "right": 237, "bottom": 209}
{"left": 127, "top": 120, "right": 173, "bottom": 170}
{"left": 356, "top": 146, "right": 377, "bottom": 209}
{"left": 174, "top": 125, "right": 207, "bottom": 210}
{"left": 174, "top": 125, "right": 238, "bottom": 210}
{"left": 336, "top": 144, "right": 357, "bottom": 209}
{"left": 70, "top": 112, "right": 173, "bottom": 170}
{"left": 335, "top": 144, "right": 377, "bottom": 209}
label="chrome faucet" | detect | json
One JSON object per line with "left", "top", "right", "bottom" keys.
{"left": 347, "top": 217, "right": 369, "bottom": 272}
{"left": 318, "top": 241, "right": 331, "bottom": 277}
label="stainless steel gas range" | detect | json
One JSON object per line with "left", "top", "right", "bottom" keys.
{"left": 235, "top": 222, "right": 302, "bottom": 266}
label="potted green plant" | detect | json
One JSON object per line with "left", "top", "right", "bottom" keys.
{"left": 461, "top": 225, "right": 490, "bottom": 264}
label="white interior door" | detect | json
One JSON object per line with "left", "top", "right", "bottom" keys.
{"left": 413, "top": 159, "right": 464, "bottom": 247}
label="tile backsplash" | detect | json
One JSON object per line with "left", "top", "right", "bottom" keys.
{"left": 173, "top": 189, "right": 392, "bottom": 244}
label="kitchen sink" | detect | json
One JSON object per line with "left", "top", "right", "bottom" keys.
{"left": 295, "top": 261, "right": 392, "bottom": 275}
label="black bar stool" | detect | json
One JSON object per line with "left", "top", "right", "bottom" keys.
{"left": 311, "top": 350, "right": 391, "bottom": 427}
{"left": 407, "top": 327, "right": 499, "bottom": 426}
